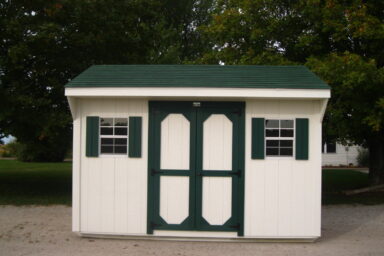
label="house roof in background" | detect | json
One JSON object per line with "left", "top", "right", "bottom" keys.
{"left": 65, "top": 65, "right": 330, "bottom": 90}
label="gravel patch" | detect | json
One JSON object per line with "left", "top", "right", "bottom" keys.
{"left": 0, "top": 205, "right": 383, "bottom": 256}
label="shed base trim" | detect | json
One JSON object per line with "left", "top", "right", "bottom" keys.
{"left": 78, "top": 232, "right": 319, "bottom": 243}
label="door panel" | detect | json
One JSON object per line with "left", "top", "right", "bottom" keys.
{"left": 148, "top": 101, "right": 245, "bottom": 235}
{"left": 160, "top": 176, "right": 190, "bottom": 224}
{"left": 160, "top": 114, "right": 190, "bottom": 170}
{"left": 203, "top": 114, "right": 233, "bottom": 171}
{"left": 202, "top": 177, "right": 232, "bottom": 225}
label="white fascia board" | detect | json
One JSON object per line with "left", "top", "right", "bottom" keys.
{"left": 319, "top": 98, "right": 329, "bottom": 122}
{"left": 65, "top": 87, "right": 331, "bottom": 99}
{"left": 67, "top": 96, "right": 77, "bottom": 119}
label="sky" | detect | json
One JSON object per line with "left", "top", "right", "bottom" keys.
{"left": 2, "top": 135, "right": 15, "bottom": 144}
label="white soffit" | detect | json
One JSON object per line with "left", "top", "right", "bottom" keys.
{"left": 65, "top": 87, "right": 331, "bottom": 99}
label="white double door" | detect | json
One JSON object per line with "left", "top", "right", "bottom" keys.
{"left": 147, "top": 101, "right": 244, "bottom": 235}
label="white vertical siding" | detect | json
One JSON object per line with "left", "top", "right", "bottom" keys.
{"left": 73, "top": 97, "right": 324, "bottom": 239}
{"left": 244, "top": 99, "right": 323, "bottom": 238}
{"left": 78, "top": 98, "right": 148, "bottom": 235}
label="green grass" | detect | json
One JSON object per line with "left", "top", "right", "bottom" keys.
{"left": 0, "top": 159, "right": 71, "bottom": 205}
{"left": 322, "top": 169, "right": 384, "bottom": 205}
{"left": 0, "top": 160, "right": 383, "bottom": 205}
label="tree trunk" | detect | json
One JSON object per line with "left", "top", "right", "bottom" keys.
{"left": 368, "top": 138, "right": 384, "bottom": 185}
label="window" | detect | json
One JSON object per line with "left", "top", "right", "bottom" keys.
{"left": 99, "top": 118, "right": 128, "bottom": 154}
{"left": 323, "top": 141, "right": 336, "bottom": 154}
{"left": 265, "top": 119, "right": 294, "bottom": 156}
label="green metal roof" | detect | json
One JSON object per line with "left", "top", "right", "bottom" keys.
{"left": 65, "top": 65, "right": 330, "bottom": 89}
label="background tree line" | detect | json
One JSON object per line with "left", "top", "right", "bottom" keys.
{"left": 1, "top": 0, "right": 383, "bottom": 184}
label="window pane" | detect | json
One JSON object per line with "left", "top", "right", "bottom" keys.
{"left": 266, "top": 129, "right": 279, "bottom": 137}
{"left": 101, "top": 138, "right": 113, "bottom": 145}
{"left": 280, "top": 140, "right": 293, "bottom": 147}
{"left": 281, "top": 120, "right": 293, "bottom": 128}
{"left": 266, "top": 148, "right": 279, "bottom": 156}
{"left": 326, "top": 142, "right": 336, "bottom": 153}
{"left": 114, "top": 146, "right": 127, "bottom": 154}
{"left": 114, "top": 138, "right": 127, "bottom": 145}
{"left": 115, "top": 127, "right": 127, "bottom": 135}
{"left": 265, "top": 119, "right": 279, "bottom": 128}
{"left": 266, "top": 140, "right": 279, "bottom": 147}
{"left": 100, "top": 127, "right": 113, "bottom": 135}
{"left": 280, "top": 129, "right": 294, "bottom": 137}
{"left": 280, "top": 148, "right": 293, "bottom": 156}
{"left": 100, "top": 118, "right": 113, "bottom": 126}
{"left": 114, "top": 118, "right": 128, "bottom": 126}
{"left": 101, "top": 146, "right": 113, "bottom": 154}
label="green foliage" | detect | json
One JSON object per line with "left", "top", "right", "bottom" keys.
{"left": 307, "top": 53, "right": 384, "bottom": 144}
{"left": 0, "top": 0, "right": 212, "bottom": 162}
{"left": 198, "top": 0, "right": 384, "bottom": 65}
{"left": 357, "top": 148, "right": 369, "bottom": 167}
{"left": 199, "top": 0, "right": 384, "bottom": 184}
{"left": 0, "top": 140, "right": 20, "bottom": 157}
{"left": 0, "top": 159, "right": 71, "bottom": 205}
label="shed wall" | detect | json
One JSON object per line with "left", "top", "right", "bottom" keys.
{"left": 244, "top": 99, "right": 322, "bottom": 238}
{"left": 74, "top": 98, "right": 322, "bottom": 238}
{"left": 77, "top": 98, "right": 148, "bottom": 235}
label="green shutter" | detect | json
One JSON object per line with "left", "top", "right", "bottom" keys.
{"left": 251, "top": 118, "right": 265, "bottom": 159}
{"left": 296, "top": 118, "right": 309, "bottom": 160}
{"left": 129, "top": 116, "right": 142, "bottom": 158}
{"left": 86, "top": 116, "right": 99, "bottom": 157}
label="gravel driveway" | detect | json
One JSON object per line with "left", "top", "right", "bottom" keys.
{"left": 0, "top": 205, "right": 383, "bottom": 256}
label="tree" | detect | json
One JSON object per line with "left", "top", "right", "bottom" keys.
{"left": 0, "top": 0, "right": 211, "bottom": 161}
{"left": 307, "top": 54, "right": 384, "bottom": 184}
{"left": 198, "top": 0, "right": 384, "bottom": 184}
{"left": 159, "top": 0, "right": 215, "bottom": 63}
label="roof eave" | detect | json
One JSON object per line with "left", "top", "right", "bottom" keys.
{"left": 65, "top": 87, "right": 331, "bottom": 99}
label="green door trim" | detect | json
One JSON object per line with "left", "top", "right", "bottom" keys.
{"left": 194, "top": 103, "right": 245, "bottom": 234}
{"left": 147, "top": 101, "right": 245, "bottom": 236}
{"left": 147, "top": 102, "right": 196, "bottom": 233}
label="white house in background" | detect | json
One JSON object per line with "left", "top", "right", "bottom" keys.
{"left": 322, "top": 141, "right": 361, "bottom": 166}
{"left": 65, "top": 65, "right": 330, "bottom": 241}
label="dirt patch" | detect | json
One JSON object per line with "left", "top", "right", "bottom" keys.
{"left": 0, "top": 205, "right": 383, "bottom": 256}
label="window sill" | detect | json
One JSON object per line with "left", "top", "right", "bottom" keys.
{"left": 99, "top": 154, "right": 128, "bottom": 158}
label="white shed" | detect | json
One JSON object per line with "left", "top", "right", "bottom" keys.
{"left": 65, "top": 65, "right": 330, "bottom": 241}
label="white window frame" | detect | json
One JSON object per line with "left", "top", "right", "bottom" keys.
{"left": 265, "top": 119, "right": 295, "bottom": 158}
{"left": 99, "top": 117, "right": 128, "bottom": 156}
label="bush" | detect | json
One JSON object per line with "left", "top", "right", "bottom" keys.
{"left": 357, "top": 148, "right": 369, "bottom": 167}
{"left": 0, "top": 139, "right": 69, "bottom": 162}
{"left": 0, "top": 141, "right": 21, "bottom": 157}
{"left": 15, "top": 142, "right": 68, "bottom": 162}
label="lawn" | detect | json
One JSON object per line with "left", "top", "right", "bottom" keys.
{"left": 0, "top": 159, "right": 71, "bottom": 205}
{"left": 322, "top": 169, "right": 384, "bottom": 205}
{"left": 0, "top": 159, "right": 383, "bottom": 205}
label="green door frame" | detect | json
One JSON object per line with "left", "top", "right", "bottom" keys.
{"left": 147, "top": 101, "right": 245, "bottom": 236}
